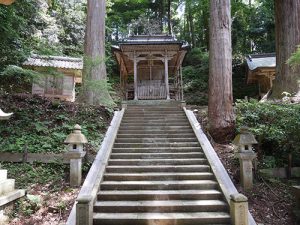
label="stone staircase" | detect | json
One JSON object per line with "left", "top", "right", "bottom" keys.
{"left": 93, "top": 102, "right": 231, "bottom": 225}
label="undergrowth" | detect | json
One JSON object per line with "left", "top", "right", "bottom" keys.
{"left": 236, "top": 99, "right": 300, "bottom": 167}
{"left": 0, "top": 94, "right": 112, "bottom": 154}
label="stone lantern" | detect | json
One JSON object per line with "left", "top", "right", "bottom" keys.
{"left": 233, "top": 127, "right": 257, "bottom": 190}
{"left": 64, "top": 124, "right": 87, "bottom": 187}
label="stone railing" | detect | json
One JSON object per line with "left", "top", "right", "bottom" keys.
{"left": 184, "top": 108, "right": 256, "bottom": 225}
{"left": 66, "top": 108, "right": 125, "bottom": 225}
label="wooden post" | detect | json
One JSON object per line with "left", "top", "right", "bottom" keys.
{"left": 134, "top": 52, "right": 138, "bottom": 100}
{"left": 164, "top": 53, "right": 170, "bottom": 100}
{"left": 180, "top": 66, "right": 184, "bottom": 101}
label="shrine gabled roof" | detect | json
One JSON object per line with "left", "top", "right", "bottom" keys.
{"left": 119, "top": 34, "right": 184, "bottom": 45}
{"left": 23, "top": 54, "right": 83, "bottom": 70}
{"left": 246, "top": 53, "right": 276, "bottom": 71}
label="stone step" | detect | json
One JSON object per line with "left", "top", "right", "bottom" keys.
{"left": 117, "top": 134, "right": 196, "bottom": 139}
{"left": 97, "top": 189, "right": 223, "bottom": 201}
{"left": 125, "top": 109, "right": 183, "bottom": 113}
{"left": 0, "top": 170, "right": 7, "bottom": 181}
{"left": 114, "top": 138, "right": 198, "bottom": 143}
{"left": 112, "top": 147, "right": 203, "bottom": 153}
{"left": 0, "top": 179, "right": 15, "bottom": 196}
{"left": 119, "top": 125, "right": 191, "bottom": 130}
{"left": 94, "top": 200, "right": 228, "bottom": 213}
{"left": 108, "top": 158, "right": 208, "bottom": 166}
{"left": 0, "top": 189, "right": 26, "bottom": 207}
{"left": 117, "top": 130, "right": 194, "bottom": 135}
{"left": 113, "top": 142, "right": 200, "bottom": 148}
{"left": 100, "top": 180, "right": 218, "bottom": 191}
{"left": 123, "top": 115, "right": 186, "bottom": 119}
{"left": 122, "top": 118, "right": 188, "bottom": 122}
{"left": 104, "top": 172, "right": 214, "bottom": 181}
{"left": 106, "top": 165, "right": 210, "bottom": 173}
{"left": 93, "top": 212, "right": 231, "bottom": 225}
{"left": 110, "top": 152, "right": 204, "bottom": 159}
{"left": 120, "top": 122, "right": 190, "bottom": 126}
{"left": 124, "top": 114, "right": 186, "bottom": 118}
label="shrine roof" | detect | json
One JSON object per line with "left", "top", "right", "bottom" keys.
{"left": 246, "top": 53, "right": 276, "bottom": 71}
{"left": 23, "top": 54, "right": 83, "bottom": 70}
{"left": 119, "top": 34, "right": 184, "bottom": 45}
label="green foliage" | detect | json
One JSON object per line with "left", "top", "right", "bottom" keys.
{"left": 0, "top": 66, "right": 66, "bottom": 94}
{"left": 2, "top": 162, "right": 68, "bottom": 188}
{"left": 182, "top": 49, "right": 209, "bottom": 105}
{"left": 0, "top": 0, "right": 38, "bottom": 70}
{"left": 232, "top": 57, "right": 259, "bottom": 100}
{"left": 287, "top": 45, "right": 300, "bottom": 69}
{"left": 0, "top": 66, "right": 39, "bottom": 92}
{"left": 0, "top": 95, "right": 112, "bottom": 154}
{"left": 236, "top": 100, "right": 300, "bottom": 166}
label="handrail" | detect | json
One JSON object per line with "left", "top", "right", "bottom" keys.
{"left": 183, "top": 107, "right": 256, "bottom": 225}
{"left": 66, "top": 108, "right": 125, "bottom": 225}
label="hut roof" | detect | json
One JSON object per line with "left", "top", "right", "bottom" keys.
{"left": 246, "top": 53, "right": 276, "bottom": 71}
{"left": 23, "top": 55, "right": 83, "bottom": 70}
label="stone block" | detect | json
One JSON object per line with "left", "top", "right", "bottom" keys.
{"left": 293, "top": 186, "right": 300, "bottom": 208}
{"left": 0, "top": 189, "right": 26, "bottom": 207}
{"left": 0, "top": 170, "right": 7, "bottom": 181}
{"left": 0, "top": 179, "right": 15, "bottom": 196}
{"left": 76, "top": 195, "right": 93, "bottom": 225}
{"left": 230, "top": 193, "right": 249, "bottom": 225}
{"left": 236, "top": 151, "right": 256, "bottom": 190}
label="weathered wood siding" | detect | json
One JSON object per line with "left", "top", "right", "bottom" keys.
{"left": 137, "top": 80, "right": 166, "bottom": 99}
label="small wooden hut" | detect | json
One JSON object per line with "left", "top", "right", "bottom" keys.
{"left": 246, "top": 53, "right": 276, "bottom": 98}
{"left": 23, "top": 55, "right": 83, "bottom": 102}
{"left": 112, "top": 35, "right": 189, "bottom": 100}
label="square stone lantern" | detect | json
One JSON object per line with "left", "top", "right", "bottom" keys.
{"left": 233, "top": 127, "right": 257, "bottom": 190}
{"left": 64, "top": 124, "right": 87, "bottom": 187}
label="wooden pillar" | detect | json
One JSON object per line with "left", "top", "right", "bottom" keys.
{"left": 180, "top": 66, "right": 184, "bottom": 101}
{"left": 134, "top": 53, "right": 138, "bottom": 100}
{"left": 164, "top": 54, "right": 170, "bottom": 100}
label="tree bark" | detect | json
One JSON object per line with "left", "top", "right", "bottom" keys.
{"left": 271, "top": 0, "right": 300, "bottom": 100}
{"left": 167, "top": 0, "right": 172, "bottom": 35}
{"left": 81, "top": 0, "right": 113, "bottom": 106}
{"left": 208, "top": 0, "right": 235, "bottom": 143}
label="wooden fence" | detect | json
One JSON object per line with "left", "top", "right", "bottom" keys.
{"left": 0, "top": 152, "right": 95, "bottom": 164}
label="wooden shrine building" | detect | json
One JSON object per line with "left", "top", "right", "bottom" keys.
{"left": 112, "top": 35, "right": 189, "bottom": 100}
{"left": 246, "top": 53, "right": 276, "bottom": 98}
{"left": 23, "top": 55, "right": 83, "bottom": 102}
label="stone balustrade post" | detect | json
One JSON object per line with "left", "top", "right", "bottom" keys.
{"left": 230, "top": 193, "right": 249, "bottom": 225}
{"left": 292, "top": 186, "right": 300, "bottom": 222}
{"left": 76, "top": 195, "right": 93, "bottom": 225}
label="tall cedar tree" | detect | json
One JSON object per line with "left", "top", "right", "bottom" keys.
{"left": 82, "top": 0, "right": 113, "bottom": 105}
{"left": 208, "top": 0, "right": 235, "bottom": 142}
{"left": 271, "top": 0, "right": 300, "bottom": 100}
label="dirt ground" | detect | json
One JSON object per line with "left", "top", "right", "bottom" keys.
{"left": 214, "top": 143, "right": 297, "bottom": 225}
{"left": 7, "top": 182, "right": 79, "bottom": 225}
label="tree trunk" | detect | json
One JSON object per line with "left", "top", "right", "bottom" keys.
{"left": 271, "top": 0, "right": 300, "bottom": 101}
{"left": 81, "top": 0, "right": 113, "bottom": 106}
{"left": 167, "top": 0, "right": 172, "bottom": 35}
{"left": 208, "top": 0, "right": 235, "bottom": 143}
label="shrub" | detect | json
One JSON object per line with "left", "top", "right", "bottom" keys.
{"left": 236, "top": 100, "right": 300, "bottom": 166}
{"left": 183, "top": 49, "right": 209, "bottom": 105}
